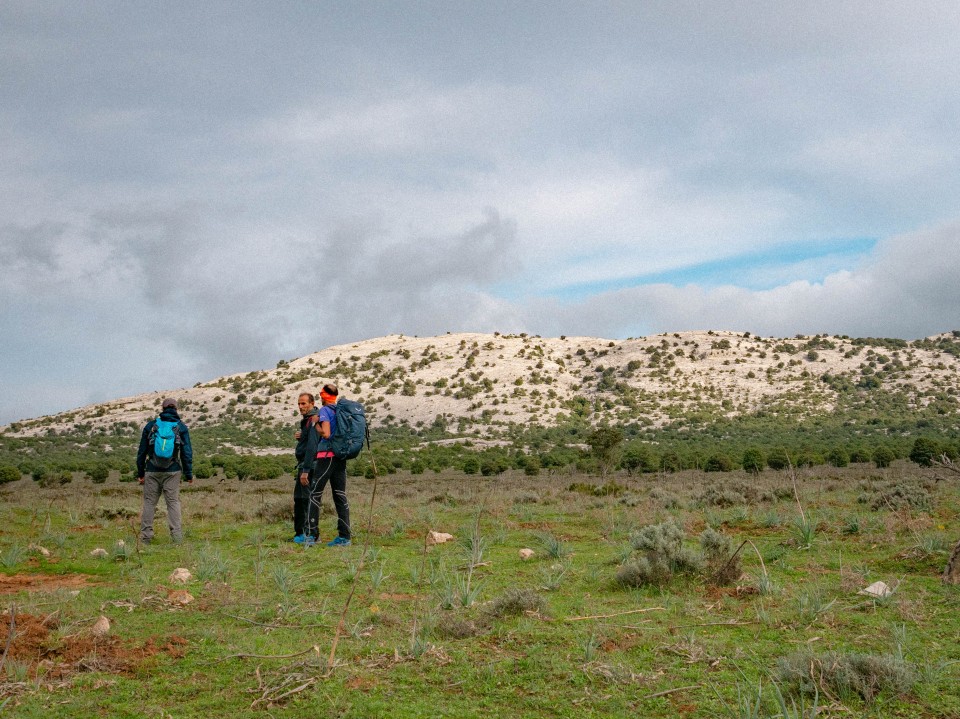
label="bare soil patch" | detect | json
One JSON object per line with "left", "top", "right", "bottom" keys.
{"left": 0, "top": 612, "right": 186, "bottom": 681}
{"left": 0, "top": 573, "right": 93, "bottom": 595}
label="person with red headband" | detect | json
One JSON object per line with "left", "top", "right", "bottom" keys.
{"left": 307, "top": 383, "right": 351, "bottom": 546}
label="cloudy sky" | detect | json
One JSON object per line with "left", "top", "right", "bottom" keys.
{"left": 3, "top": 2, "right": 960, "bottom": 424}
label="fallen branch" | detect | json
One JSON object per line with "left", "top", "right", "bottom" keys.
{"left": 220, "top": 613, "right": 330, "bottom": 630}
{"left": 668, "top": 620, "right": 759, "bottom": 630}
{"left": 220, "top": 645, "right": 320, "bottom": 662}
{"left": 644, "top": 684, "right": 700, "bottom": 699}
{"left": 564, "top": 607, "right": 664, "bottom": 622}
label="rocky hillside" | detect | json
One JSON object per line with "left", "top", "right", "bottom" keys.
{"left": 6, "top": 330, "right": 960, "bottom": 439}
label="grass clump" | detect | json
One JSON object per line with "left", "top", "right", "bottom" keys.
{"left": 488, "top": 587, "right": 546, "bottom": 618}
{"left": 776, "top": 650, "right": 917, "bottom": 702}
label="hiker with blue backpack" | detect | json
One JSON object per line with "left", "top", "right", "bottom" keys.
{"left": 136, "top": 397, "right": 193, "bottom": 544}
{"left": 292, "top": 384, "right": 369, "bottom": 547}
{"left": 305, "top": 384, "right": 352, "bottom": 546}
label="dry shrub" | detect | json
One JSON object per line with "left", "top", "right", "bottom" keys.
{"left": 776, "top": 650, "right": 917, "bottom": 702}
{"left": 700, "top": 527, "right": 741, "bottom": 586}
{"left": 617, "top": 519, "right": 702, "bottom": 587}
{"left": 255, "top": 498, "right": 290, "bottom": 523}
{"left": 433, "top": 615, "right": 484, "bottom": 639}
{"left": 863, "top": 481, "right": 931, "bottom": 512}
{"left": 488, "top": 588, "right": 546, "bottom": 618}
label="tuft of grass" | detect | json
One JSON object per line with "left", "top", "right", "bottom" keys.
{"left": 1, "top": 543, "right": 27, "bottom": 568}
{"left": 536, "top": 532, "right": 569, "bottom": 560}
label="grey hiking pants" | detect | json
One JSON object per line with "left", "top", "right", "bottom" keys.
{"left": 140, "top": 471, "right": 183, "bottom": 542}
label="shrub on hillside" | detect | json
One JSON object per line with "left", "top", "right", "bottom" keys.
{"left": 704, "top": 452, "right": 735, "bottom": 472}
{"left": 909, "top": 437, "right": 940, "bottom": 467}
{"left": 0, "top": 465, "right": 21, "bottom": 484}
{"left": 873, "top": 445, "right": 896, "bottom": 468}
{"left": 741, "top": 447, "right": 765, "bottom": 474}
{"left": 826, "top": 447, "right": 850, "bottom": 468}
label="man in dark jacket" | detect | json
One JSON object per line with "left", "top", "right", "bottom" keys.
{"left": 136, "top": 397, "right": 193, "bottom": 544}
{"left": 292, "top": 392, "right": 320, "bottom": 543}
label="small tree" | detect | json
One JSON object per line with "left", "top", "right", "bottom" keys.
{"left": 704, "top": 453, "right": 735, "bottom": 473}
{"left": 0, "top": 465, "right": 21, "bottom": 484}
{"left": 742, "top": 447, "right": 765, "bottom": 474}
{"left": 826, "top": 447, "right": 850, "bottom": 468}
{"left": 910, "top": 437, "right": 940, "bottom": 467}
{"left": 586, "top": 426, "right": 624, "bottom": 478}
{"left": 873, "top": 445, "right": 896, "bottom": 468}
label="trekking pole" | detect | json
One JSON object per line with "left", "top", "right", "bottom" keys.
{"left": 325, "top": 451, "right": 379, "bottom": 675}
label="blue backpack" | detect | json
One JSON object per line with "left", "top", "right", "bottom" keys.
{"left": 149, "top": 418, "right": 181, "bottom": 469}
{"left": 330, "top": 399, "right": 369, "bottom": 460}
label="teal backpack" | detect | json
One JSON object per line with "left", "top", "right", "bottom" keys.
{"left": 149, "top": 418, "right": 181, "bottom": 468}
{"left": 330, "top": 399, "right": 369, "bottom": 460}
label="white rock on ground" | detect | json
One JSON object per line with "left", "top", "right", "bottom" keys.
{"left": 169, "top": 568, "right": 192, "bottom": 584}
{"left": 91, "top": 615, "right": 111, "bottom": 637}
{"left": 426, "top": 531, "right": 454, "bottom": 546}
{"left": 90, "top": 548, "right": 109, "bottom": 558}
{"left": 858, "top": 581, "right": 892, "bottom": 598}
{"left": 519, "top": 548, "right": 535, "bottom": 560}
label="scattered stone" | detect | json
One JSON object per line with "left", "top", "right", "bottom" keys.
{"left": 427, "top": 531, "right": 454, "bottom": 546}
{"left": 91, "top": 615, "right": 111, "bottom": 637}
{"left": 859, "top": 581, "right": 892, "bottom": 598}
{"left": 167, "top": 590, "right": 194, "bottom": 606}
{"left": 90, "top": 548, "right": 109, "bottom": 559}
{"left": 519, "top": 548, "right": 535, "bottom": 560}
{"left": 169, "top": 568, "right": 192, "bottom": 584}
{"left": 30, "top": 544, "right": 51, "bottom": 557}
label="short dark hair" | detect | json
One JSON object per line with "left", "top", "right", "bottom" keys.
{"left": 321, "top": 383, "right": 339, "bottom": 396}
{"left": 298, "top": 392, "right": 315, "bottom": 403}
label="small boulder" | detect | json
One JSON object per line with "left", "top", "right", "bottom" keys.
{"left": 169, "top": 568, "right": 192, "bottom": 584}
{"left": 91, "top": 615, "right": 111, "bottom": 637}
{"left": 90, "top": 548, "right": 109, "bottom": 559}
{"left": 858, "top": 581, "right": 892, "bottom": 598}
{"left": 31, "top": 544, "right": 51, "bottom": 558}
{"left": 426, "top": 531, "right": 454, "bottom": 546}
{"left": 519, "top": 548, "right": 535, "bottom": 561}
{"left": 167, "top": 590, "right": 194, "bottom": 606}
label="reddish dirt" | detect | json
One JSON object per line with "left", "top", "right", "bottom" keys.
{"left": 0, "top": 573, "right": 93, "bottom": 595}
{"left": 0, "top": 612, "right": 187, "bottom": 680}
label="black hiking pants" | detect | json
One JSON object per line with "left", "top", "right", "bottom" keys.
{"left": 307, "top": 455, "right": 350, "bottom": 540}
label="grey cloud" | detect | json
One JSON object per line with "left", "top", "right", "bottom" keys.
{"left": 523, "top": 221, "right": 960, "bottom": 340}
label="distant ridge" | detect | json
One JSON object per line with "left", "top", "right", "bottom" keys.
{"left": 5, "top": 330, "right": 960, "bottom": 438}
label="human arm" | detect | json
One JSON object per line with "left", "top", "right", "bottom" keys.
{"left": 136, "top": 422, "right": 150, "bottom": 481}
{"left": 179, "top": 423, "right": 194, "bottom": 483}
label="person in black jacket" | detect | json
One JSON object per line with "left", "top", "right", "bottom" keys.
{"left": 292, "top": 392, "right": 320, "bottom": 543}
{"left": 136, "top": 397, "right": 193, "bottom": 544}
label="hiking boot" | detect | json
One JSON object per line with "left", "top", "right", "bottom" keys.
{"left": 292, "top": 534, "right": 307, "bottom": 544}
{"left": 327, "top": 536, "right": 351, "bottom": 547}
{"left": 303, "top": 536, "right": 317, "bottom": 547}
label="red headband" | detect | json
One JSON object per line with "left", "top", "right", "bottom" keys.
{"left": 320, "top": 390, "right": 337, "bottom": 404}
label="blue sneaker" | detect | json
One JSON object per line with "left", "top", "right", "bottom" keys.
{"left": 303, "top": 536, "right": 317, "bottom": 547}
{"left": 327, "top": 536, "right": 351, "bottom": 547}
{"left": 292, "top": 534, "right": 306, "bottom": 544}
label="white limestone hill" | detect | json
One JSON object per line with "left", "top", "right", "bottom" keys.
{"left": 6, "top": 330, "right": 960, "bottom": 437}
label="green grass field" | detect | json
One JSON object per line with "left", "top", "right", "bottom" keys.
{"left": 2, "top": 463, "right": 959, "bottom": 718}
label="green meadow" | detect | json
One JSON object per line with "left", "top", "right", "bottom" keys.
{"left": 1, "top": 462, "right": 959, "bottom": 718}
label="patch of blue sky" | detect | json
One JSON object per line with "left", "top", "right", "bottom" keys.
{"left": 499, "top": 237, "right": 877, "bottom": 301}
